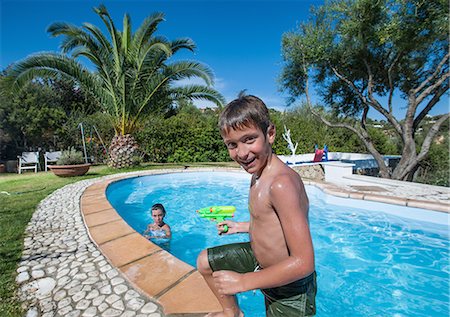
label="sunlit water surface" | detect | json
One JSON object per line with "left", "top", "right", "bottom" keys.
{"left": 106, "top": 171, "right": 449, "bottom": 317}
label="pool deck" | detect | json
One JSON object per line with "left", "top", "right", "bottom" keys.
{"left": 17, "top": 167, "right": 450, "bottom": 317}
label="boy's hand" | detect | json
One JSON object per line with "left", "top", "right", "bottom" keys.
{"left": 212, "top": 270, "right": 245, "bottom": 295}
{"left": 217, "top": 220, "right": 237, "bottom": 235}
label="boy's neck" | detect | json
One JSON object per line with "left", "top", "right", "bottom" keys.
{"left": 254, "top": 151, "right": 275, "bottom": 180}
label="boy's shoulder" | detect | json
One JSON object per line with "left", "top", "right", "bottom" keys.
{"left": 267, "top": 157, "right": 303, "bottom": 189}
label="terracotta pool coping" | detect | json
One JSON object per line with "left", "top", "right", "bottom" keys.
{"left": 81, "top": 168, "right": 227, "bottom": 316}
{"left": 79, "top": 168, "right": 449, "bottom": 316}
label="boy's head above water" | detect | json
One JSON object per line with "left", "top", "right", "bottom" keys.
{"left": 219, "top": 95, "right": 276, "bottom": 175}
{"left": 151, "top": 203, "right": 166, "bottom": 225}
{"left": 219, "top": 94, "right": 271, "bottom": 136}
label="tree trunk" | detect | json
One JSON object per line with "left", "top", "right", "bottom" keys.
{"left": 108, "top": 134, "right": 139, "bottom": 169}
{"left": 391, "top": 135, "right": 417, "bottom": 180}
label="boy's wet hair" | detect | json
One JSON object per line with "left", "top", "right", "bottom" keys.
{"left": 219, "top": 95, "right": 271, "bottom": 135}
{"left": 151, "top": 203, "right": 166, "bottom": 216}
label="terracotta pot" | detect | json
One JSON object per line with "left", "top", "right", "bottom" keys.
{"left": 0, "top": 164, "right": 5, "bottom": 173}
{"left": 49, "top": 164, "right": 91, "bottom": 177}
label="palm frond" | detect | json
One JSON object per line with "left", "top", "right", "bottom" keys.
{"left": 170, "top": 84, "right": 225, "bottom": 107}
{"left": 170, "top": 38, "right": 196, "bottom": 54}
{"left": 131, "top": 12, "right": 165, "bottom": 57}
{"left": 122, "top": 13, "right": 132, "bottom": 56}
{"left": 138, "top": 40, "right": 172, "bottom": 70}
{"left": 93, "top": 5, "right": 122, "bottom": 74}
{"left": 48, "top": 22, "right": 100, "bottom": 55}
{"left": 7, "top": 52, "right": 112, "bottom": 111}
{"left": 164, "top": 61, "right": 215, "bottom": 86}
{"left": 82, "top": 22, "right": 113, "bottom": 54}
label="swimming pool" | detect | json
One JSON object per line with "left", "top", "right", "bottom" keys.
{"left": 106, "top": 171, "right": 449, "bottom": 317}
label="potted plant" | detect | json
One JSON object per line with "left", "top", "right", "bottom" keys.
{"left": 49, "top": 148, "right": 90, "bottom": 177}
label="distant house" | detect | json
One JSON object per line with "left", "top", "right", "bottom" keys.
{"left": 425, "top": 114, "right": 437, "bottom": 124}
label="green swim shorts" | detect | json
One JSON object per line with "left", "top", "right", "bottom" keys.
{"left": 207, "top": 242, "right": 317, "bottom": 317}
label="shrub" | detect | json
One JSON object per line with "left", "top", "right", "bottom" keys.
{"left": 57, "top": 147, "right": 85, "bottom": 165}
{"left": 136, "top": 105, "right": 230, "bottom": 163}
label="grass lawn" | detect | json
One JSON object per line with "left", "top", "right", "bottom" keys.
{"left": 0, "top": 162, "right": 238, "bottom": 316}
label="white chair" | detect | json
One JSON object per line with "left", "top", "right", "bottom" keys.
{"left": 17, "top": 151, "right": 39, "bottom": 174}
{"left": 44, "top": 151, "right": 62, "bottom": 171}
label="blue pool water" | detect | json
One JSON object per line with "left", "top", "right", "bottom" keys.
{"left": 106, "top": 171, "right": 450, "bottom": 317}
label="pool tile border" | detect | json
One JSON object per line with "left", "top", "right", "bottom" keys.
{"left": 79, "top": 167, "right": 449, "bottom": 316}
{"left": 80, "top": 168, "right": 228, "bottom": 316}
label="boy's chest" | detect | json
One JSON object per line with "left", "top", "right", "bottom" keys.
{"left": 248, "top": 184, "right": 272, "bottom": 219}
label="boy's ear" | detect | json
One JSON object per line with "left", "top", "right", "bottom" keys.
{"left": 267, "top": 124, "right": 276, "bottom": 144}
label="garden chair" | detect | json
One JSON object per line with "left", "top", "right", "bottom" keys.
{"left": 44, "top": 151, "right": 62, "bottom": 171}
{"left": 17, "top": 151, "right": 40, "bottom": 174}
{"left": 313, "top": 144, "right": 329, "bottom": 162}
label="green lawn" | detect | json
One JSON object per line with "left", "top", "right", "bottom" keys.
{"left": 0, "top": 162, "right": 237, "bottom": 316}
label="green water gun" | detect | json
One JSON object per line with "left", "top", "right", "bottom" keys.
{"left": 196, "top": 206, "right": 236, "bottom": 233}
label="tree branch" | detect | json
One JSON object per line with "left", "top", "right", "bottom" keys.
{"left": 414, "top": 52, "right": 450, "bottom": 95}
{"left": 413, "top": 84, "right": 449, "bottom": 131}
{"left": 309, "top": 106, "right": 362, "bottom": 136}
{"left": 361, "top": 106, "right": 368, "bottom": 129}
{"left": 364, "top": 59, "right": 374, "bottom": 99}
{"left": 387, "top": 52, "right": 403, "bottom": 113}
{"left": 332, "top": 64, "right": 402, "bottom": 134}
{"left": 415, "top": 71, "right": 450, "bottom": 106}
{"left": 417, "top": 113, "right": 450, "bottom": 162}
{"left": 330, "top": 65, "right": 367, "bottom": 104}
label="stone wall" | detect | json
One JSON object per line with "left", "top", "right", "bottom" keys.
{"left": 292, "top": 164, "right": 325, "bottom": 181}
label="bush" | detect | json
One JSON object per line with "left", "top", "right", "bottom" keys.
{"left": 135, "top": 105, "right": 230, "bottom": 163}
{"left": 415, "top": 139, "right": 450, "bottom": 187}
{"left": 57, "top": 148, "right": 85, "bottom": 165}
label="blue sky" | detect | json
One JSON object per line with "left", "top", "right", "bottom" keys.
{"left": 1, "top": 0, "right": 448, "bottom": 120}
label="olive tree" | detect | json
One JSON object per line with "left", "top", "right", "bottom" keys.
{"left": 280, "top": 0, "right": 449, "bottom": 180}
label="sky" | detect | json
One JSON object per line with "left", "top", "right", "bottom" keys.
{"left": 1, "top": 0, "right": 448, "bottom": 120}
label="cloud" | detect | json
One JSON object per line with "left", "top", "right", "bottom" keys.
{"left": 213, "top": 77, "right": 226, "bottom": 90}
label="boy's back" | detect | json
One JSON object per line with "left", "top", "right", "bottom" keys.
{"left": 248, "top": 154, "right": 311, "bottom": 270}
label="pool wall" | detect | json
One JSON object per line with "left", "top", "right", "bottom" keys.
{"left": 79, "top": 167, "right": 449, "bottom": 316}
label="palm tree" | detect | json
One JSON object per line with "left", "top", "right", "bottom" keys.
{"left": 7, "top": 5, "right": 225, "bottom": 168}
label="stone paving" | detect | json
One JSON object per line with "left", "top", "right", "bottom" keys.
{"left": 17, "top": 175, "right": 165, "bottom": 317}
{"left": 341, "top": 174, "right": 450, "bottom": 204}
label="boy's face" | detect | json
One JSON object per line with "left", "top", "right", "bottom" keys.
{"left": 151, "top": 209, "right": 164, "bottom": 226}
{"left": 222, "top": 124, "right": 275, "bottom": 175}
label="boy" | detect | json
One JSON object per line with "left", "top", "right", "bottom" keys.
{"left": 196, "top": 95, "right": 316, "bottom": 317}
{"left": 143, "top": 203, "right": 172, "bottom": 239}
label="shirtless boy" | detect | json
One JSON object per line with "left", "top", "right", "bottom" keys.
{"left": 197, "top": 95, "right": 316, "bottom": 317}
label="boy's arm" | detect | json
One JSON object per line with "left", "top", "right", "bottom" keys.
{"left": 163, "top": 224, "right": 172, "bottom": 238}
{"left": 213, "top": 175, "right": 314, "bottom": 294}
{"left": 142, "top": 225, "right": 151, "bottom": 235}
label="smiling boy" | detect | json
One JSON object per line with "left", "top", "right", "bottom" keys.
{"left": 196, "top": 95, "right": 316, "bottom": 317}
